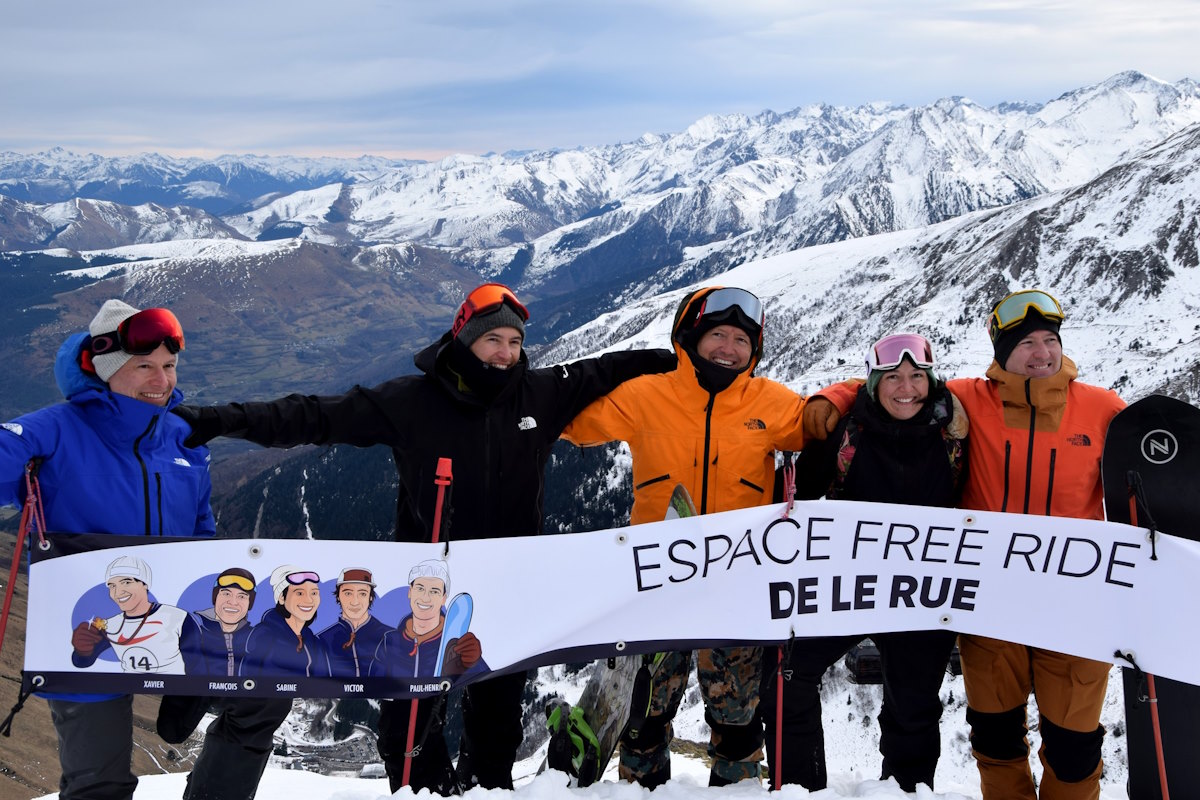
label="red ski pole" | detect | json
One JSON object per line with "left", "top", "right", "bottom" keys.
{"left": 400, "top": 457, "right": 454, "bottom": 789}
{"left": 0, "top": 461, "right": 46, "bottom": 655}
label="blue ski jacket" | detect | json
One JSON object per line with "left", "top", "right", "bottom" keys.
{"left": 1, "top": 332, "right": 215, "bottom": 702}
{"left": 240, "top": 608, "right": 332, "bottom": 678}
{"left": 180, "top": 609, "right": 254, "bottom": 677}
{"left": 0, "top": 332, "right": 216, "bottom": 537}
{"left": 317, "top": 615, "right": 391, "bottom": 678}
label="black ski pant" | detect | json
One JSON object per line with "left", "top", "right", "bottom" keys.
{"left": 183, "top": 698, "right": 294, "bottom": 800}
{"left": 378, "top": 670, "right": 528, "bottom": 795}
{"left": 761, "top": 629, "right": 957, "bottom": 792}
{"left": 48, "top": 695, "right": 138, "bottom": 800}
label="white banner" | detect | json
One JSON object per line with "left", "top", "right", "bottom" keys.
{"left": 23, "top": 499, "right": 1199, "bottom": 699}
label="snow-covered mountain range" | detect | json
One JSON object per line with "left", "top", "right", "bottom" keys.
{"left": 2, "top": 71, "right": 1196, "bottom": 800}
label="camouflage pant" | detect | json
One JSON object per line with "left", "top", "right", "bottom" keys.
{"left": 618, "top": 646, "right": 764, "bottom": 786}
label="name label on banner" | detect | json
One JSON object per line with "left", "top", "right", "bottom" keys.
{"left": 21, "top": 499, "right": 1200, "bottom": 698}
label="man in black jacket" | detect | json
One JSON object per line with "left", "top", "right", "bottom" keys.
{"left": 179, "top": 282, "right": 674, "bottom": 794}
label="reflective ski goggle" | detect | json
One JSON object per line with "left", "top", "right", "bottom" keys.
{"left": 987, "top": 290, "right": 1064, "bottom": 342}
{"left": 867, "top": 333, "right": 935, "bottom": 371}
{"left": 285, "top": 571, "right": 320, "bottom": 586}
{"left": 694, "top": 287, "right": 765, "bottom": 330}
{"left": 90, "top": 308, "right": 185, "bottom": 356}
{"left": 451, "top": 283, "right": 530, "bottom": 338}
{"left": 214, "top": 574, "right": 255, "bottom": 592}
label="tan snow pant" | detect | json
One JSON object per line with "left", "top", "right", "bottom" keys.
{"left": 960, "top": 634, "right": 1109, "bottom": 800}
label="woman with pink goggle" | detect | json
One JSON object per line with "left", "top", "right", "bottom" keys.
{"left": 762, "top": 332, "right": 968, "bottom": 793}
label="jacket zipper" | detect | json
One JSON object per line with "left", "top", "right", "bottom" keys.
{"left": 700, "top": 393, "right": 715, "bottom": 514}
{"left": 1022, "top": 379, "right": 1036, "bottom": 514}
{"left": 133, "top": 415, "right": 159, "bottom": 535}
{"left": 1001, "top": 442, "right": 1012, "bottom": 513}
{"left": 156, "top": 473, "right": 164, "bottom": 536}
{"left": 1045, "top": 449, "right": 1057, "bottom": 515}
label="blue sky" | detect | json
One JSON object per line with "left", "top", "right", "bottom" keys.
{"left": 2, "top": 0, "right": 1197, "bottom": 160}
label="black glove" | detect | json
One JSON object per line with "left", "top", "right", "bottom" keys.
{"left": 171, "top": 405, "right": 225, "bottom": 448}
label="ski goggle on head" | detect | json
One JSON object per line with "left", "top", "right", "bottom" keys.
{"left": 90, "top": 308, "right": 185, "bottom": 356}
{"left": 214, "top": 574, "right": 255, "bottom": 592}
{"left": 867, "top": 333, "right": 935, "bottom": 372}
{"left": 284, "top": 571, "right": 320, "bottom": 586}
{"left": 693, "top": 287, "right": 765, "bottom": 331}
{"left": 451, "top": 283, "right": 529, "bottom": 339}
{"left": 987, "top": 290, "right": 1064, "bottom": 342}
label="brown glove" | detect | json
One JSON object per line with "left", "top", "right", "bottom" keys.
{"left": 443, "top": 632, "right": 482, "bottom": 676}
{"left": 801, "top": 397, "right": 841, "bottom": 441}
{"left": 71, "top": 621, "right": 104, "bottom": 657}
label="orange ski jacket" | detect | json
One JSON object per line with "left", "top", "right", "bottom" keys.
{"left": 561, "top": 293, "right": 808, "bottom": 525}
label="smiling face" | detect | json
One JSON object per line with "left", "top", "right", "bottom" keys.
{"left": 695, "top": 324, "right": 753, "bottom": 371}
{"left": 876, "top": 362, "right": 931, "bottom": 421}
{"left": 409, "top": 577, "right": 446, "bottom": 634}
{"left": 337, "top": 584, "right": 373, "bottom": 627}
{"left": 1004, "top": 329, "right": 1063, "bottom": 378}
{"left": 214, "top": 587, "right": 251, "bottom": 629}
{"left": 106, "top": 344, "right": 177, "bottom": 406}
{"left": 468, "top": 327, "right": 522, "bottom": 370}
{"left": 283, "top": 582, "right": 320, "bottom": 623}
{"left": 107, "top": 577, "right": 151, "bottom": 616}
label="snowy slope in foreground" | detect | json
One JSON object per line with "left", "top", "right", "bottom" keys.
{"left": 81, "top": 733, "right": 1135, "bottom": 800}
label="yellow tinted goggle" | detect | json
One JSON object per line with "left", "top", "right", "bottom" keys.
{"left": 215, "top": 574, "right": 255, "bottom": 592}
{"left": 988, "top": 290, "right": 1064, "bottom": 341}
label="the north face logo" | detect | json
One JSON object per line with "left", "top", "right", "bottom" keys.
{"left": 1, "top": 422, "right": 22, "bottom": 436}
{"left": 1067, "top": 433, "right": 1092, "bottom": 446}
{"left": 744, "top": 419, "right": 766, "bottom": 430}
{"left": 518, "top": 416, "right": 538, "bottom": 431}
{"left": 174, "top": 457, "right": 191, "bottom": 467}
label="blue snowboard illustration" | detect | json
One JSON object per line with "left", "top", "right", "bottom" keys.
{"left": 433, "top": 592, "right": 473, "bottom": 676}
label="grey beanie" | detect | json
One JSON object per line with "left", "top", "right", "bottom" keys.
{"left": 89, "top": 299, "right": 141, "bottom": 382}
{"left": 455, "top": 303, "right": 526, "bottom": 348}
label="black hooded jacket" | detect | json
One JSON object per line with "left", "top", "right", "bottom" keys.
{"left": 196, "top": 331, "right": 674, "bottom": 542}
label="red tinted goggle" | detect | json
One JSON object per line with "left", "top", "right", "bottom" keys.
{"left": 450, "top": 283, "right": 529, "bottom": 338}
{"left": 867, "top": 333, "right": 935, "bottom": 371}
{"left": 90, "top": 308, "right": 185, "bottom": 356}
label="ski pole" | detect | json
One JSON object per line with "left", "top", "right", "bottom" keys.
{"left": 0, "top": 460, "right": 46, "bottom": 655}
{"left": 401, "top": 457, "right": 454, "bottom": 789}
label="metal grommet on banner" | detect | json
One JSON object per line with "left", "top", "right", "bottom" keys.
{"left": 243, "top": 679, "right": 256, "bottom": 690}
{"left": 30, "top": 675, "right": 44, "bottom": 687}
{"left": 439, "top": 680, "right": 452, "bottom": 692}
{"left": 615, "top": 533, "right": 627, "bottom": 545}
{"left": 247, "top": 545, "right": 262, "bottom": 559}
{"left": 962, "top": 514, "right": 976, "bottom": 525}
{"left": 37, "top": 540, "right": 50, "bottom": 551}
{"left": 615, "top": 641, "right": 627, "bottom": 652}
{"left": 939, "top": 614, "right": 953, "bottom": 626}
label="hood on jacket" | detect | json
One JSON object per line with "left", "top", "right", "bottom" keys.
{"left": 55, "top": 330, "right": 185, "bottom": 409}
{"left": 671, "top": 287, "right": 764, "bottom": 394}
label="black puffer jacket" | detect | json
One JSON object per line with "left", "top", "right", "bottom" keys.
{"left": 794, "top": 383, "right": 966, "bottom": 507}
{"left": 197, "top": 332, "right": 674, "bottom": 542}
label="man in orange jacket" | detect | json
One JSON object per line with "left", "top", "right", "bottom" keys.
{"left": 811, "top": 288, "right": 1123, "bottom": 799}
{"left": 562, "top": 286, "right": 819, "bottom": 787}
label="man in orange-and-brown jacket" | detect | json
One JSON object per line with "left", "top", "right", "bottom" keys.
{"left": 810, "top": 288, "right": 1124, "bottom": 799}
{"left": 562, "top": 285, "right": 826, "bottom": 787}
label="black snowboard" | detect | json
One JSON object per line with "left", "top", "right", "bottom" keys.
{"left": 1101, "top": 394, "right": 1200, "bottom": 800}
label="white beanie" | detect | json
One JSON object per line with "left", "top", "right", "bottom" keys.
{"left": 270, "top": 564, "right": 321, "bottom": 603}
{"left": 408, "top": 559, "right": 450, "bottom": 597}
{"left": 106, "top": 555, "right": 152, "bottom": 588}
{"left": 89, "top": 299, "right": 141, "bottom": 382}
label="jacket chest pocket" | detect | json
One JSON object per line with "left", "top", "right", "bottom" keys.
{"left": 705, "top": 430, "right": 772, "bottom": 512}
